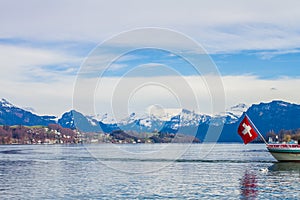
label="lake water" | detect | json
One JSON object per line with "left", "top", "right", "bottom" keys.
{"left": 0, "top": 143, "right": 300, "bottom": 199}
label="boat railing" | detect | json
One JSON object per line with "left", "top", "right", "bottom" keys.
{"left": 268, "top": 144, "right": 300, "bottom": 149}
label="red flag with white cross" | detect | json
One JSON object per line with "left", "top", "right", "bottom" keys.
{"left": 238, "top": 115, "right": 258, "bottom": 144}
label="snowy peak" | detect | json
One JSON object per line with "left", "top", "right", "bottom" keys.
{"left": 228, "top": 103, "right": 248, "bottom": 114}
{"left": 146, "top": 105, "right": 182, "bottom": 121}
{"left": 253, "top": 100, "right": 294, "bottom": 110}
{"left": 0, "top": 98, "right": 15, "bottom": 108}
{"left": 223, "top": 103, "right": 248, "bottom": 123}
{"left": 208, "top": 103, "right": 248, "bottom": 125}
{"left": 3, "top": 97, "right": 300, "bottom": 142}
{"left": 245, "top": 100, "right": 300, "bottom": 135}
{"left": 180, "top": 109, "right": 210, "bottom": 126}
{"left": 96, "top": 113, "right": 117, "bottom": 124}
{"left": 58, "top": 110, "right": 75, "bottom": 129}
{"left": 58, "top": 110, "right": 101, "bottom": 132}
{"left": 0, "top": 98, "right": 56, "bottom": 126}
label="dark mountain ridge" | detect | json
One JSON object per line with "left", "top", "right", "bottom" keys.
{"left": 1, "top": 98, "right": 300, "bottom": 142}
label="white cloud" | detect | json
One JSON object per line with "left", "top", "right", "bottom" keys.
{"left": 201, "top": 24, "right": 300, "bottom": 53}
{"left": 0, "top": 44, "right": 81, "bottom": 115}
{"left": 253, "top": 49, "right": 300, "bottom": 60}
{"left": 0, "top": 75, "right": 75, "bottom": 116}
{"left": 1, "top": 0, "right": 300, "bottom": 53}
{"left": 1, "top": 73, "right": 300, "bottom": 116}
{"left": 1, "top": 1, "right": 300, "bottom": 117}
{"left": 72, "top": 75, "right": 300, "bottom": 118}
{"left": 106, "top": 63, "right": 128, "bottom": 72}
{"left": 0, "top": 44, "right": 67, "bottom": 67}
{"left": 0, "top": 44, "right": 80, "bottom": 82}
{"left": 222, "top": 75, "right": 300, "bottom": 108}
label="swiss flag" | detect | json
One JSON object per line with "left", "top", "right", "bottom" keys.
{"left": 238, "top": 115, "right": 258, "bottom": 144}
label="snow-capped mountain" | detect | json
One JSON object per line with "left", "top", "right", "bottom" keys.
{"left": 2, "top": 98, "right": 300, "bottom": 142}
{"left": 58, "top": 110, "right": 101, "bottom": 132}
{"left": 246, "top": 100, "right": 300, "bottom": 135}
{"left": 180, "top": 109, "right": 211, "bottom": 126}
{"left": 0, "top": 98, "right": 56, "bottom": 126}
{"left": 225, "top": 103, "right": 248, "bottom": 122}
{"left": 0, "top": 98, "right": 14, "bottom": 108}
{"left": 96, "top": 113, "right": 117, "bottom": 124}
{"left": 114, "top": 112, "right": 165, "bottom": 133}
{"left": 211, "top": 103, "right": 248, "bottom": 125}
{"left": 227, "top": 103, "right": 248, "bottom": 117}
{"left": 145, "top": 106, "right": 182, "bottom": 121}
{"left": 94, "top": 108, "right": 211, "bottom": 133}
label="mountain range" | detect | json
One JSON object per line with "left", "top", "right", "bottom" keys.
{"left": 1, "top": 98, "right": 300, "bottom": 142}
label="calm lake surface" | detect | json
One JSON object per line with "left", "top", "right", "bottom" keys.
{"left": 0, "top": 143, "right": 300, "bottom": 199}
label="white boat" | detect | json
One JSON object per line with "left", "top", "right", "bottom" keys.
{"left": 267, "top": 144, "right": 300, "bottom": 162}
{"left": 238, "top": 114, "right": 300, "bottom": 162}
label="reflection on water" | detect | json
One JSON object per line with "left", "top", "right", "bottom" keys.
{"left": 239, "top": 162, "right": 300, "bottom": 200}
{"left": 1, "top": 144, "right": 300, "bottom": 199}
{"left": 269, "top": 162, "right": 300, "bottom": 174}
{"left": 240, "top": 170, "right": 258, "bottom": 199}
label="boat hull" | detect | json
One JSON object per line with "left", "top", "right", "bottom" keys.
{"left": 267, "top": 144, "right": 300, "bottom": 162}
{"left": 268, "top": 151, "right": 300, "bottom": 162}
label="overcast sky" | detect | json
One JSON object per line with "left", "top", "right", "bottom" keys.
{"left": 1, "top": 0, "right": 300, "bottom": 117}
